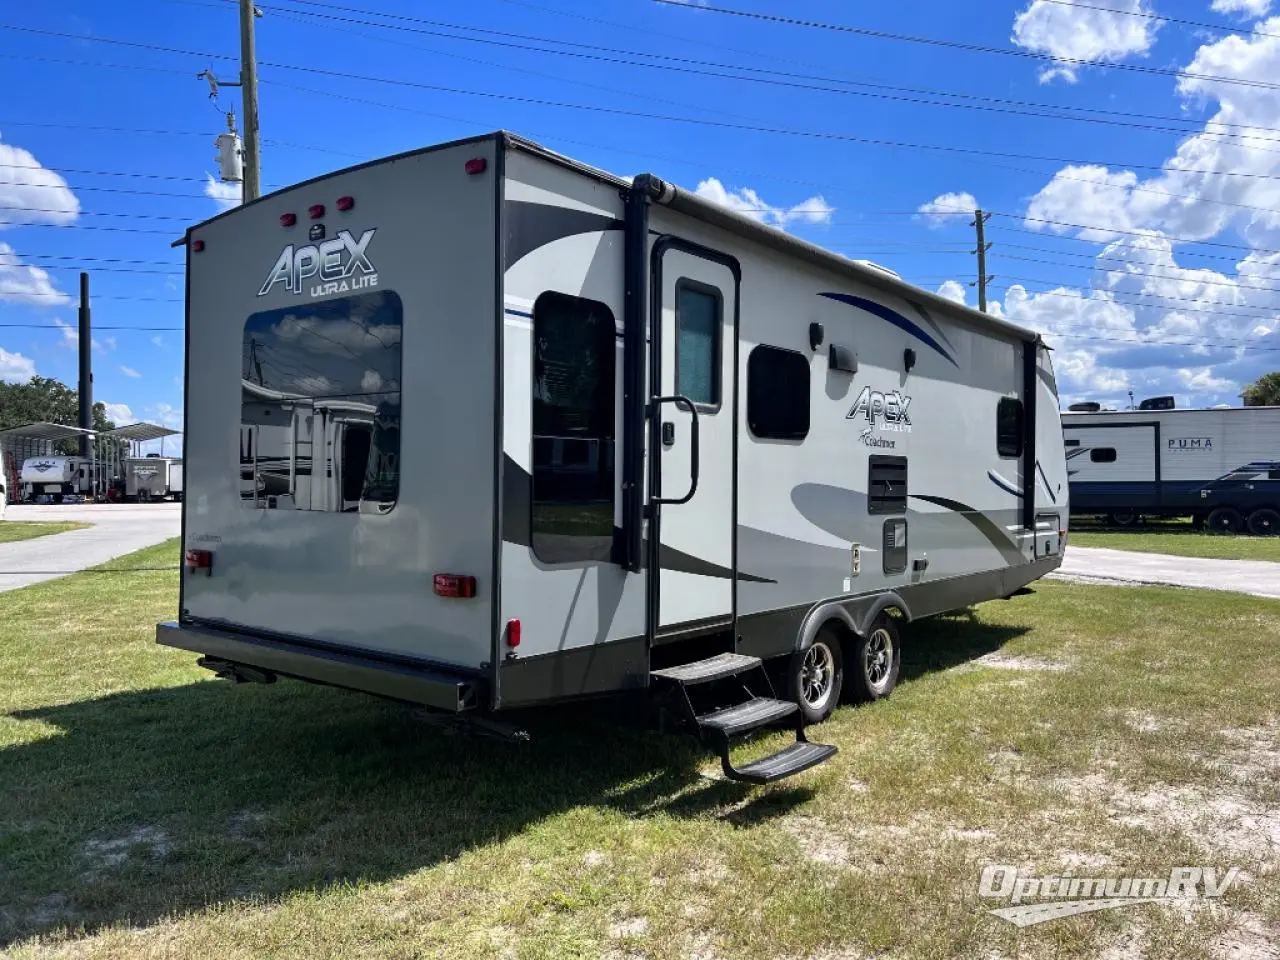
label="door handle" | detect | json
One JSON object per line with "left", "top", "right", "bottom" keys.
{"left": 651, "top": 394, "right": 700, "bottom": 505}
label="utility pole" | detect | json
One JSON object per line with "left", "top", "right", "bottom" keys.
{"left": 238, "top": 0, "right": 262, "bottom": 201}
{"left": 970, "top": 208, "right": 994, "bottom": 313}
{"left": 77, "top": 272, "right": 93, "bottom": 459}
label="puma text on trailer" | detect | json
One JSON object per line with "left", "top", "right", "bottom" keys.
{"left": 1063, "top": 405, "right": 1280, "bottom": 535}
{"left": 158, "top": 133, "right": 1069, "bottom": 783}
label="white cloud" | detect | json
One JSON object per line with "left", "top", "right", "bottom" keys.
{"left": 694, "top": 178, "right": 834, "bottom": 229}
{"left": 151, "top": 402, "right": 183, "bottom": 429}
{"left": 0, "top": 136, "right": 80, "bottom": 228}
{"left": 151, "top": 335, "right": 164, "bottom": 348}
{"left": 0, "top": 242, "right": 69, "bottom": 305}
{"left": 102, "top": 402, "right": 133, "bottom": 424}
{"left": 936, "top": 280, "right": 968, "bottom": 305}
{"left": 50, "top": 316, "right": 105, "bottom": 352}
{"left": 1210, "top": 0, "right": 1271, "bottom": 17}
{"left": 0, "top": 346, "right": 36, "bottom": 383}
{"left": 119, "top": 365, "right": 141, "bottom": 378}
{"left": 204, "top": 173, "right": 241, "bottom": 212}
{"left": 361, "top": 369, "right": 383, "bottom": 392}
{"left": 918, "top": 192, "right": 977, "bottom": 228}
{"left": 272, "top": 314, "right": 401, "bottom": 356}
{"left": 1011, "top": 0, "right": 1161, "bottom": 83}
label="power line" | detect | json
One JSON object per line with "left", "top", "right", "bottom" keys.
{"left": 263, "top": 0, "right": 1280, "bottom": 149}
{"left": 654, "top": 0, "right": 1280, "bottom": 93}
{"left": 0, "top": 323, "right": 182, "bottom": 329}
{"left": 1035, "top": 0, "right": 1280, "bottom": 44}
{"left": 7, "top": 23, "right": 1280, "bottom": 182}
{"left": 997, "top": 253, "right": 1280, "bottom": 294}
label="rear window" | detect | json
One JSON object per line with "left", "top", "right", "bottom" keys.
{"left": 240, "top": 290, "right": 402, "bottom": 512}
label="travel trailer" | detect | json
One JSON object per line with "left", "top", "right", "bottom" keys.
{"left": 19, "top": 455, "right": 92, "bottom": 503}
{"left": 159, "top": 133, "right": 1068, "bottom": 784}
{"left": 1063, "top": 403, "right": 1280, "bottom": 535}
{"left": 124, "top": 456, "right": 183, "bottom": 501}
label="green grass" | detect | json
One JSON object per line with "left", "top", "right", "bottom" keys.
{"left": 1, "top": 542, "right": 1278, "bottom": 958}
{"left": 1070, "top": 518, "right": 1280, "bottom": 562}
{"left": 0, "top": 521, "right": 90, "bottom": 544}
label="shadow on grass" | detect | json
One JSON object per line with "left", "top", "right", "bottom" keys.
{"left": 899, "top": 610, "right": 1029, "bottom": 684}
{"left": 0, "top": 611, "right": 1025, "bottom": 945}
{"left": 0, "top": 678, "right": 813, "bottom": 945}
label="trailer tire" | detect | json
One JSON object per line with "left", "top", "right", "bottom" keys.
{"left": 1107, "top": 510, "right": 1139, "bottom": 527}
{"left": 846, "top": 614, "right": 901, "bottom": 704}
{"left": 787, "top": 628, "right": 844, "bottom": 725}
{"left": 1247, "top": 507, "right": 1280, "bottom": 537}
{"left": 1206, "top": 507, "right": 1243, "bottom": 535}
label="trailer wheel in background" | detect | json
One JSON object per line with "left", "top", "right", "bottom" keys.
{"left": 846, "top": 614, "right": 901, "bottom": 704}
{"left": 1247, "top": 507, "right": 1280, "bottom": 537}
{"left": 1107, "top": 510, "right": 1139, "bottom": 527}
{"left": 1206, "top": 507, "right": 1243, "bottom": 535}
{"left": 787, "top": 627, "right": 844, "bottom": 724}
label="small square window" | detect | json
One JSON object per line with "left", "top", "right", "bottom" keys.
{"left": 747, "top": 345, "right": 810, "bottom": 440}
{"left": 997, "top": 397, "right": 1023, "bottom": 458}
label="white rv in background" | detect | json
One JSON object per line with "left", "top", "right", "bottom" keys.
{"left": 159, "top": 133, "right": 1068, "bottom": 784}
{"left": 1064, "top": 402, "right": 1280, "bottom": 535}
{"left": 124, "top": 456, "right": 184, "bottom": 501}
{"left": 19, "top": 456, "right": 92, "bottom": 503}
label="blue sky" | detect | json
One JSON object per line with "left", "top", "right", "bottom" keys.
{"left": 3, "top": 0, "right": 1280, "bottom": 445}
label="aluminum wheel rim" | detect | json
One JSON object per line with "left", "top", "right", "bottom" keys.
{"left": 865, "top": 628, "right": 893, "bottom": 688}
{"left": 801, "top": 642, "right": 835, "bottom": 709}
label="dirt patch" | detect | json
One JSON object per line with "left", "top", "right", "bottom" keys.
{"left": 26, "top": 892, "right": 75, "bottom": 926}
{"left": 582, "top": 849, "right": 607, "bottom": 868}
{"left": 225, "top": 809, "right": 272, "bottom": 843}
{"left": 972, "top": 653, "right": 1068, "bottom": 672}
{"left": 1113, "top": 785, "right": 1280, "bottom": 865}
{"left": 608, "top": 916, "right": 649, "bottom": 939}
{"left": 785, "top": 815, "right": 851, "bottom": 866}
{"left": 82, "top": 826, "right": 172, "bottom": 872}
{"left": 1214, "top": 724, "right": 1280, "bottom": 784}
{"left": 1212, "top": 912, "right": 1280, "bottom": 960}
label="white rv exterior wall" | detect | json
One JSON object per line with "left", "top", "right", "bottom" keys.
{"left": 181, "top": 140, "right": 500, "bottom": 669}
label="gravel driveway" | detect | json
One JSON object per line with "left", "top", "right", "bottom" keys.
{"left": 0, "top": 503, "right": 180, "bottom": 593}
{"left": 1055, "top": 544, "right": 1280, "bottom": 600}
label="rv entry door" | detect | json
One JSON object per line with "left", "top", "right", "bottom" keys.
{"left": 649, "top": 241, "right": 738, "bottom": 637}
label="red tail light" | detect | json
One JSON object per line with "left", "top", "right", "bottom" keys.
{"left": 433, "top": 573, "right": 477, "bottom": 598}
{"left": 336, "top": 195, "right": 355, "bottom": 211}
{"left": 464, "top": 157, "right": 487, "bottom": 175}
{"left": 506, "top": 618, "right": 521, "bottom": 648}
{"left": 191, "top": 239, "right": 205, "bottom": 253}
{"left": 185, "top": 548, "right": 213, "bottom": 575}
{"left": 280, "top": 212, "right": 297, "bottom": 227}
{"left": 308, "top": 203, "right": 325, "bottom": 219}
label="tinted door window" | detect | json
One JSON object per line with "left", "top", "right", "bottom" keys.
{"left": 531, "top": 292, "right": 617, "bottom": 563}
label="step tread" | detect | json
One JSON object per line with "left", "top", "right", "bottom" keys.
{"left": 697, "top": 697, "right": 797, "bottom": 737}
{"left": 651, "top": 652, "right": 761, "bottom": 685}
{"left": 729, "top": 741, "right": 838, "bottom": 785}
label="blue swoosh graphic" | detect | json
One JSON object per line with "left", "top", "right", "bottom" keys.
{"left": 818, "top": 292, "right": 959, "bottom": 367}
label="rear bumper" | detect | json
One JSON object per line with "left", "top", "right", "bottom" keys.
{"left": 157, "top": 621, "right": 484, "bottom": 713}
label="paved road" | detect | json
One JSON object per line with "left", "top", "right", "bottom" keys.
{"left": 1055, "top": 545, "right": 1280, "bottom": 600}
{"left": 0, "top": 503, "right": 180, "bottom": 593}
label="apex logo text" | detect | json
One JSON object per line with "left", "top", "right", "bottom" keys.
{"left": 848, "top": 387, "right": 912, "bottom": 433}
{"left": 259, "top": 228, "right": 378, "bottom": 298}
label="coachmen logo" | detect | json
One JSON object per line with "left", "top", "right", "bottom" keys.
{"left": 258, "top": 228, "right": 378, "bottom": 298}
{"left": 848, "top": 386, "right": 912, "bottom": 433}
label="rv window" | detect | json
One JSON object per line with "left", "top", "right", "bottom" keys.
{"left": 531, "top": 291, "right": 617, "bottom": 564}
{"left": 675, "top": 280, "right": 721, "bottom": 409}
{"left": 868, "top": 455, "right": 908, "bottom": 515}
{"left": 1064, "top": 438, "right": 1080, "bottom": 448}
{"left": 1091, "top": 448, "right": 1117, "bottom": 463}
{"left": 239, "top": 289, "right": 402, "bottom": 513}
{"left": 997, "top": 397, "right": 1023, "bottom": 458}
{"left": 747, "top": 345, "right": 810, "bottom": 440}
